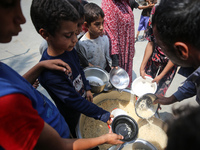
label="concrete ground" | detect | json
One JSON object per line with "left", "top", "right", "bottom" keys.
{"left": 0, "top": 0, "right": 198, "bottom": 122}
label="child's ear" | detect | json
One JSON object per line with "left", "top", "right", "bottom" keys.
{"left": 39, "top": 28, "right": 49, "bottom": 40}
{"left": 83, "top": 21, "right": 89, "bottom": 29}
{"left": 174, "top": 42, "right": 189, "bottom": 60}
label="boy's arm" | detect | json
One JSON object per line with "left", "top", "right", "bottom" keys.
{"left": 35, "top": 122, "right": 124, "bottom": 150}
{"left": 75, "top": 46, "right": 91, "bottom": 91}
{"left": 138, "top": 3, "right": 154, "bottom": 9}
{"left": 154, "top": 81, "right": 196, "bottom": 105}
{"left": 23, "top": 60, "right": 71, "bottom": 85}
{"left": 43, "top": 76, "right": 109, "bottom": 122}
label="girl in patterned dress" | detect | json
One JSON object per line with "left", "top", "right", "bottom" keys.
{"left": 140, "top": 5, "right": 177, "bottom": 96}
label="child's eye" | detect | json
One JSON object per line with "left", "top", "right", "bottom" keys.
{"left": 65, "top": 33, "right": 72, "bottom": 38}
{"left": 95, "top": 23, "right": 100, "bottom": 26}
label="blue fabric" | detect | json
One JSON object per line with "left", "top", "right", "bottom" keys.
{"left": 174, "top": 67, "right": 200, "bottom": 104}
{"left": 178, "top": 67, "right": 195, "bottom": 78}
{"left": 0, "top": 62, "right": 70, "bottom": 139}
{"left": 38, "top": 49, "right": 110, "bottom": 124}
{"left": 137, "top": 15, "right": 149, "bottom": 31}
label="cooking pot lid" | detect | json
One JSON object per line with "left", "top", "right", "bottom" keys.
{"left": 111, "top": 115, "right": 138, "bottom": 142}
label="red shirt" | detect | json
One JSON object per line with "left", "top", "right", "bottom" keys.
{"left": 0, "top": 94, "right": 44, "bottom": 150}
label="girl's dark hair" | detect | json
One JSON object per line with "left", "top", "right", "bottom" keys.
{"left": 30, "top": 0, "right": 80, "bottom": 36}
{"left": 84, "top": 3, "right": 104, "bottom": 25}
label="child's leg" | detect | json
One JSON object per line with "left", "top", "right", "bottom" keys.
{"left": 141, "top": 16, "right": 150, "bottom": 40}
{"left": 136, "top": 15, "right": 145, "bottom": 40}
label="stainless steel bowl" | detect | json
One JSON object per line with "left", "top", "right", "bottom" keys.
{"left": 84, "top": 67, "right": 109, "bottom": 93}
{"left": 110, "top": 67, "right": 130, "bottom": 90}
{"left": 122, "top": 139, "right": 157, "bottom": 150}
{"left": 135, "top": 93, "right": 158, "bottom": 119}
{"left": 108, "top": 139, "right": 157, "bottom": 150}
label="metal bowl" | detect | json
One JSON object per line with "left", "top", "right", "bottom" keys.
{"left": 110, "top": 67, "right": 130, "bottom": 90}
{"left": 121, "top": 139, "right": 157, "bottom": 150}
{"left": 84, "top": 67, "right": 109, "bottom": 93}
{"left": 112, "top": 115, "right": 138, "bottom": 142}
{"left": 135, "top": 93, "right": 158, "bottom": 119}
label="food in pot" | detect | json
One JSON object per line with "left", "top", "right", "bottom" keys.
{"left": 81, "top": 99, "right": 140, "bottom": 150}
{"left": 138, "top": 119, "right": 167, "bottom": 150}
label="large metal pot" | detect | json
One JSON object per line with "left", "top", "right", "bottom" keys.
{"left": 76, "top": 90, "right": 138, "bottom": 150}
{"left": 84, "top": 67, "right": 109, "bottom": 93}
{"left": 109, "top": 117, "right": 167, "bottom": 150}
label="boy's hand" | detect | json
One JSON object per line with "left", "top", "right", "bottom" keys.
{"left": 107, "top": 114, "right": 114, "bottom": 125}
{"left": 32, "top": 79, "right": 39, "bottom": 89}
{"left": 40, "top": 59, "right": 72, "bottom": 75}
{"left": 153, "top": 95, "right": 178, "bottom": 105}
{"left": 86, "top": 90, "right": 93, "bottom": 102}
{"left": 101, "top": 133, "right": 124, "bottom": 145}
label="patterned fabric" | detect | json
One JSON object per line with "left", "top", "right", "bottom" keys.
{"left": 145, "top": 6, "right": 177, "bottom": 96}
{"left": 102, "top": 0, "right": 135, "bottom": 86}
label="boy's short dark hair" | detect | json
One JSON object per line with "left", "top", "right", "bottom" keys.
{"left": 84, "top": 3, "right": 104, "bottom": 25}
{"left": 30, "top": 0, "right": 80, "bottom": 36}
{"left": 152, "top": 0, "right": 200, "bottom": 50}
{"left": 68, "top": 0, "right": 85, "bottom": 19}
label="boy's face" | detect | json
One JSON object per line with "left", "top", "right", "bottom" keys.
{"left": 87, "top": 15, "right": 104, "bottom": 38}
{"left": 48, "top": 20, "right": 78, "bottom": 52}
{"left": 153, "top": 25, "right": 192, "bottom": 67}
{"left": 0, "top": 0, "right": 26, "bottom": 43}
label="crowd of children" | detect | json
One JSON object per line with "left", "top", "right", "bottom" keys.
{"left": 1, "top": 0, "right": 200, "bottom": 149}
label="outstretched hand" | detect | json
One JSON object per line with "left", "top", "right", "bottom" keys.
{"left": 154, "top": 95, "right": 178, "bottom": 105}
{"left": 86, "top": 90, "right": 93, "bottom": 102}
{"left": 102, "top": 133, "right": 124, "bottom": 145}
{"left": 40, "top": 59, "right": 72, "bottom": 75}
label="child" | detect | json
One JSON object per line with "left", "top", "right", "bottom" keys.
{"left": 39, "top": 0, "right": 89, "bottom": 68}
{"left": 139, "top": 5, "right": 177, "bottom": 96}
{"left": 31, "top": 0, "right": 112, "bottom": 138}
{"left": 135, "top": 0, "right": 156, "bottom": 42}
{"left": 0, "top": 0, "right": 123, "bottom": 149}
{"left": 78, "top": 3, "right": 112, "bottom": 70}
